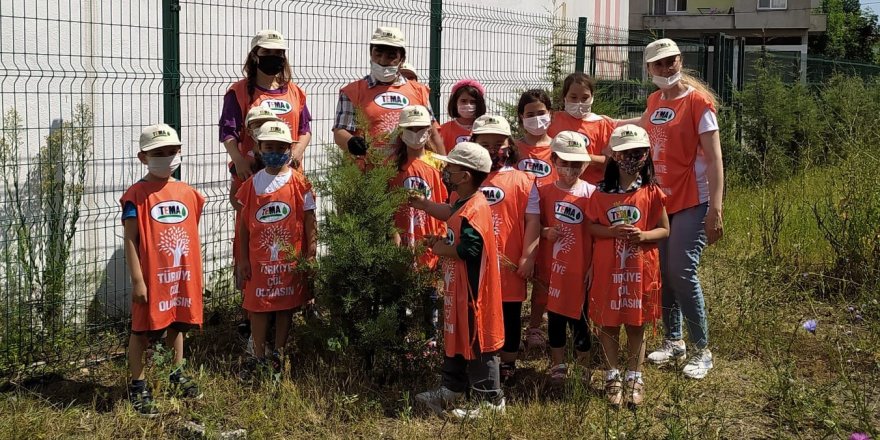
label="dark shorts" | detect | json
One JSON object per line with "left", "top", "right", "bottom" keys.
{"left": 131, "top": 322, "right": 199, "bottom": 342}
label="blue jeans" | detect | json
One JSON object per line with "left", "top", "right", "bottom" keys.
{"left": 659, "top": 203, "right": 709, "bottom": 349}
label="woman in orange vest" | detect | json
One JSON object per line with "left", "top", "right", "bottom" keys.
{"left": 587, "top": 125, "right": 669, "bottom": 407}
{"left": 332, "top": 26, "right": 444, "bottom": 157}
{"left": 439, "top": 79, "right": 487, "bottom": 153}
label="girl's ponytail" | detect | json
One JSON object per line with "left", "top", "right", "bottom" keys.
{"left": 680, "top": 70, "right": 719, "bottom": 109}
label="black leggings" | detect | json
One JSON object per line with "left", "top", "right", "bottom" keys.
{"left": 547, "top": 311, "right": 591, "bottom": 353}
{"left": 501, "top": 301, "right": 522, "bottom": 354}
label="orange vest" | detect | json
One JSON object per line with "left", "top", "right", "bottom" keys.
{"left": 547, "top": 112, "right": 615, "bottom": 185}
{"left": 439, "top": 120, "right": 472, "bottom": 152}
{"left": 390, "top": 157, "right": 449, "bottom": 269}
{"left": 227, "top": 79, "right": 306, "bottom": 159}
{"left": 586, "top": 185, "right": 665, "bottom": 327}
{"left": 480, "top": 169, "right": 535, "bottom": 302}
{"left": 515, "top": 140, "right": 558, "bottom": 188}
{"left": 340, "top": 78, "right": 431, "bottom": 146}
{"left": 236, "top": 175, "right": 310, "bottom": 312}
{"left": 643, "top": 89, "right": 716, "bottom": 214}
{"left": 120, "top": 181, "right": 205, "bottom": 332}
{"left": 537, "top": 182, "right": 594, "bottom": 319}
{"left": 441, "top": 192, "right": 504, "bottom": 359}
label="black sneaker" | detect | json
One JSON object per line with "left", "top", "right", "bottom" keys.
{"left": 169, "top": 371, "right": 203, "bottom": 399}
{"left": 500, "top": 362, "right": 517, "bottom": 385}
{"left": 128, "top": 385, "right": 159, "bottom": 418}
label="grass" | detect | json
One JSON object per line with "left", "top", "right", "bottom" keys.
{"left": 1, "top": 166, "right": 878, "bottom": 439}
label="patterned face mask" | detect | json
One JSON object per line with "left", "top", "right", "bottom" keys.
{"left": 614, "top": 149, "right": 649, "bottom": 175}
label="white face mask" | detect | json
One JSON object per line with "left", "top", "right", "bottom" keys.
{"left": 564, "top": 97, "right": 593, "bottom": 119}
{"left": 147, "top": 154, "right": 181, "bottom": 178}
{"left": 370, "top": 61, "right": 399, "bottom": 83}
{"left": 522, "top": 114, "right": 551, "bottom": 135}
{"left": 652, "top": 71, "right": 682, "bottom": 90}
{"left": 401, "top": 127, "right": 430, "bottom": 148}
{"left": 457, "top": 104, "right": 477, "bottom": 119}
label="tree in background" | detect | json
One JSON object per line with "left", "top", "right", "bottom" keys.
{"left": 810, "top": 0, "right": 880, "bottom": 64}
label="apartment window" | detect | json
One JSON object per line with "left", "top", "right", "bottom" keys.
{"left": 667, "top": 0, "right": 687, "bottom": 13}
{"left": 758, "top": 0, "right": 787, "bottom": 9}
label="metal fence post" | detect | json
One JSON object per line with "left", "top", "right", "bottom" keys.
{"left": 429, "top": 0, "right": 442, "bottom": 117}
{"left": 162, "top": 0, "right": 182, "bottom": 178}
{"left": 574, "top": 17, "right": 587, "bottom": 73}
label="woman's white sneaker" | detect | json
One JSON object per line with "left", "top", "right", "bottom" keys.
{"left": 647, "top": 339, "right": 687, "bottom": 365}
{"left": 682, "top": 348, "right": 713, "bottom": 379}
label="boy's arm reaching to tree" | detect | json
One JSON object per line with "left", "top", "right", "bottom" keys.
{"left": 408, "top": 192, "right": 454, "bottom": 221}
{"left": 123, "top": 218, "right": 147, "bottom": 304}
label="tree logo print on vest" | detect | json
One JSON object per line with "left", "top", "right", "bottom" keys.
{"left": 554, "top": 201, "right": 584, "bottom": 224}
{"left": 403, "top": 176, "right": 432, "bottom": 199}
{"left": 256, "top": 202, "right": 291, "bottom": 223}
{"left": 479, "top": 186, "right": 505, "bottom": 206}
{"left": 158, "top": 226, "right": 190, "bottom": 267}
{"left": 552, "top": 224, "right": 575, "bottom": 259}
{"left": 262, "top": 99, "right": 293, "bottom": 115}
{"left": 150, "top": 201, "right": 189, "bottom": 224}
{"left": 444, "top": 226, "right": 455, "bottom": 245}
{"left": 374, "top": 92, "right": 410, "bottom": 110}
{"left": 518, "top": 158, "right": 552, "bottom": 178}
{"left": 259, "top": 224, "right": 290, "bottom": 262}
{"left": 606, "top": 204, "right": 641, "bottom": 226}
{"left": 649, "top": 107, "right": 676, "bottom": 125}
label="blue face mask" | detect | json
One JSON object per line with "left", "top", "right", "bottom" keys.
{"left": 261, "top": 151, "right": 290, "bottom": 168}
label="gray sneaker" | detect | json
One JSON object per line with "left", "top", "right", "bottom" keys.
{"left": 450, "top": 398, "right": 506, "bottom": 420}
{"left": 415, "top": 386, "right": 464, "bottom": 415}
{"left": 647, "top": 339, "right": 687, "bottom": 365}
{"left": 682, "top": 348, "right": 713, "bottom": 379}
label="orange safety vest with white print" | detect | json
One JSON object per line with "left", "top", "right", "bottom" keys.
{"left": 120, "top": 181, "right": 205, "bottom": 332}
{"left": 390, "top": 157, "right": 449, "bottom": 270}
{"left": 227, "top": 79, "right": 306, "bottom": 160}
{"left": 515, "top": 140, "right": 557, "bottom": 188}
{"left": 439, "top": 120, "right": 472, "bottom": 152}
{"left": 547, "top": 111, "right": 615, "bottom": 185}
{"left": 236, "top": 175, "right": 310, "bottom": 312}
{"left": 441, "top": 192, "right": 504, "bottom": 359}
{"left": 643, "top": 88, "right": 716, "bottom": 214}
{"left": 537, "top": 181, "right": 594, "bottom": 320}
{"left": 586, "top": 185, "right": 665, "bottom": 327}
{"left": 340, "top": 78, "right": 432, "bottom": 148}
{"left": 480, "top": 168, "right": 535, "bottom": 303}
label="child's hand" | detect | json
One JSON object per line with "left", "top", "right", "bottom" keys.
{"left": 392, "top": 231, "right": 403, "bottom": 246}
{"left": 543, "top": 226, "right": 559, "bottom": 242}
{"left": 229, "top": 193, "right": 243, "bottom": 210}
{"left": 609, "top": 224, "right": 636, "bottom": 239}
{"left": 132, "top": 281, "right": 148, "bottom": 304}
{"left": 626, "top": 227, "right": 646, "bottom": 244}
{"left": 516, "top": 256, "right": 535, "bottom": 279}
{"left": 237, "top": 261, "right": 252, "bottom": 286}
{"left": 233, "top": 156, "right": 253, "bottom": 180}
{"left": 407, "top": 190, "right": 426, "bottom": 207}
{"left": 422, "top": 234, "right": 441, "bottom": 248}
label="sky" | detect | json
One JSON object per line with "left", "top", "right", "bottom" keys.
{"left": 864, "top": 1, "right": 880, "bottom": 16}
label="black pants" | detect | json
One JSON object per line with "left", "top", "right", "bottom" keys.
{"left": 441, "top": 351, "right": 502, "bottom": 404}
{"left": 547, "top": 311, "right": 591, "bottom": 353}
{"left": 501, "top": 301, "right": 522, "bottom": 354}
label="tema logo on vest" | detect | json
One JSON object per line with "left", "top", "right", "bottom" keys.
{"left": 374, "top": 92, "right": 410, "bottom": 110}
{"left": 256, "top": 202, "right": 291, "bottom": 223}
{"left": 150, "top": 201, "right": 188, "bottom": 224}
{"left": 480, "top": 186, "right": 505, "bottom": 205}
{"left": 518, "top": 158, "right": 552, "bottom": 178}
{"left": 444, "top": 227, "right": 455, "bottom": 245}
{"left": 606, "top": 205, "right": 641, "bottom": 226}
{"left": 403, "top": 176, "right": 432, "bottom": 199}
{"left": 554, "top": 201, "right": 584, "bottom": 224}
{"left": 261, "top": 99, "right": 292, "bottom": 115}
{"left": 649, "top": 107, "right": 676, "bottom": 125}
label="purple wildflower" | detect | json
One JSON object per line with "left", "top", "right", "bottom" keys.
{"left": 849, "top": 433, "right": 870, "bottom": 440}
{"left": 854, "top": 314, "right": 863, "bottom": 322}
{"left": 847, "top": 306, "right": 856, "bottom": 313}
{"left": 803, "top": 319, "right": 817, "bottom": 334}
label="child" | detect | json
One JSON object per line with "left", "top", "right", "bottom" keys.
{"left": 229, "top": 106, "right": 280, "bottom": 210}
{"left": 469, "top": 115, "right": 541, "bottom": 384}
{"left": 515, "top": 89, "right": 558, "bottom": 351}
{"left": 400, "top": 62, "right": 419, "bottom": 82}
{"left": 538, "top": 131, "right": 595, "bottom": 382}
{"left": 587, "top": 125, "right": 669, "bottom": 407}
{"left": 439, "top": 79, "right": 486, "bottom": 153}
{"left": 411, "top": 142, "right": 505, "bottom": 419}
{"left": 389, "top": 105, "right": 449, "bottom": 337}
{"left": 236, "top": 121, "right": 317, "bottom": 378}
{"left": 547, "top": 73, "right": 615, "bottom": 185}
{"left": 121, "top": 124, "right": 205, "bottom": 417}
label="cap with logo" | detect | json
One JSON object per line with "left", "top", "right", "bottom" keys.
{"left": 434, "top": 142, "right": 492, "bottom": 173}
{"left": 610, "top": 124, "right": 651, "bottom": 151}
{"left": 255, "top": 121, "right": 293, "bottom": 144}
{"left": 550, "top": 131, "right": 591, "bottom": 162}
{"left": 245, "top": 106, "right": 280, "bottom": 127}
{"left": 251, "top": 29, "right": 287, "bottom": 51}
{"left": 398, "top": 105, "right": 431, "bottom": 127}
{"left": 140, "top": 124, "right": 182, "bottom": 152}
{"left": 645, "top": 38, "right": 681, "bottom": 63}
{"left": 369, "top": 26, "right": 406, "bottom": 49}
{"left": 471, "top": 114, "right": 511, "bottom": 137}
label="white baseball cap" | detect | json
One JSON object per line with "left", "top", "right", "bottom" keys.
{"left": 550, "top": 131, "right": 591, "bottom": 162}
{"left": 471, "top": 115, "right": 511, "bottom": 137}
{"left": 398, "top": 105, "right": 431, "bottom": 128}
{"left": 645, "top": 38, "right": 681, "bottom": 63}
{"left": 370, "top": 26, "right": 406, "bottom": 48}
{"left": 245, "top": 106, "right": 280, "bottom": 127}
{"left": 255, "top": 121, "right": 293, "bottom": 143}
{"left": 434, "top": 142, "right": 492, "bottom": 173}
{"left": 610, "top": 124, "right": 651, "bottom": 151}
{"left": 139, "top": 124, "right": 181, "bottom": 152}
{"left": 251, "top": 29, "right": 287, "bottom": 51}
